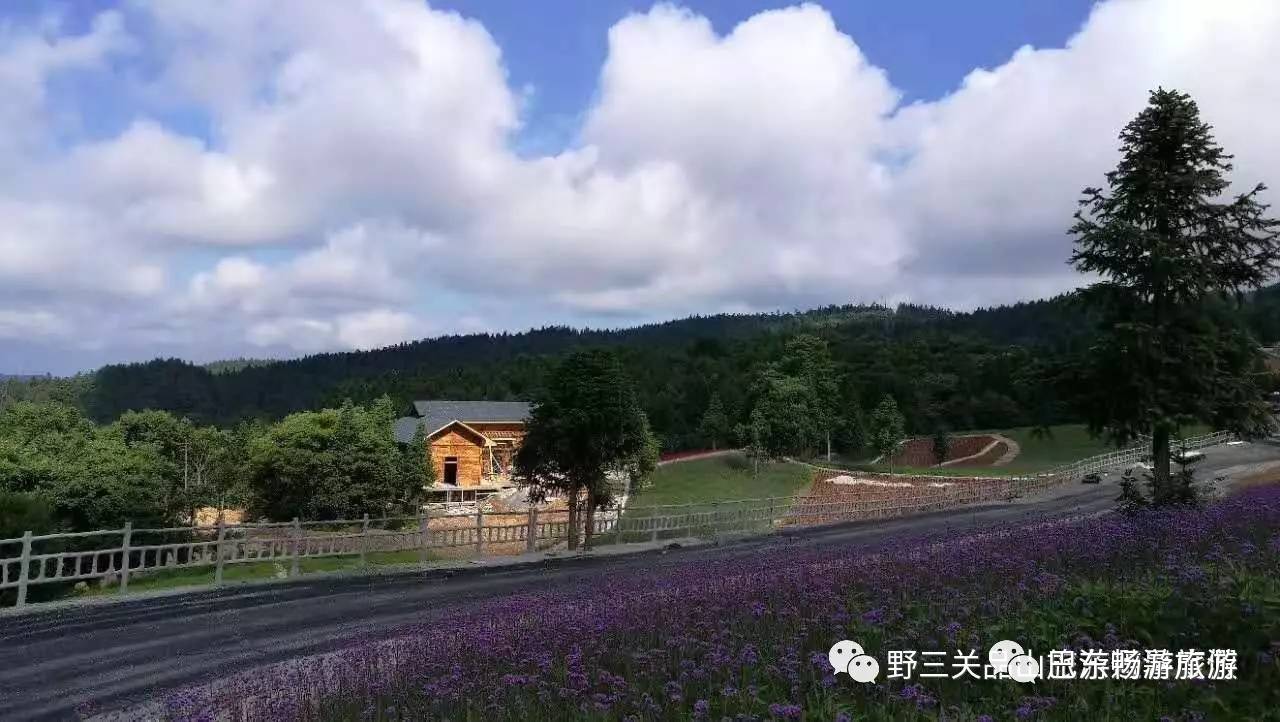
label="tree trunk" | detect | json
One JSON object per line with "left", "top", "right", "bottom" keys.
{"left": 826, "top": 430, "right": 832, "bottom": 461}
{"left": 583, "top": 487, "right": 597, "bottom": 551}
{"left": 1152, "top": 425, "right": 1171, "bottom": 501}
{"left": 566, "top": 483, "right": 580, "bottom": 550}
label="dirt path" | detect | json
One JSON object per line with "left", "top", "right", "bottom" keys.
{"left": 656, "top": 449, "right": 740, "bottom": 466}
{"left": 936, "top": 433, "right": 1021, "bottom": 467}
{"left": 991, "top": 433, "right": 1021, "bottom": 466}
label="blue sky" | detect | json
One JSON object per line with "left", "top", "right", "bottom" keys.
{"left": 442, "top": 1, "right": 1097, "bottom": 118}
{"left": 26, "top": 0, "right": 1098, "bottom": 156}
{"left": 1, "top": 0, "right": 1277, "bottom": 374}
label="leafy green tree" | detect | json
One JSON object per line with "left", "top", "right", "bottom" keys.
{"left": 0, "top": 402, "right": 175, "bottom": 531}
{"left": 113, "top": 410, "right": 243, "bottom": 522}
{"left": 400, "top": 424, "right": 437, "bottom": 495}
{"left": 185, "top": 426, "right": 233, "bottom": 511}
{"left": 55, "top": 426, "right": 173, "bottom": 530}
{"left": 115, "top": 409, "right": 190, "bottom": 516}
{"left": 0, "top": 374, "right": 93, "bottom": 415}
{"left": 698, "top": 393, "right": 730, "bottom": 450}
{"left": 247, "top": 398, "right": 419, "bottom": 520}
{"left": 736, "top": 407, "right": 770, "bottom": 475}
{"left": 745, "top": 367, "right": 822, "bottom": 459}
{"left": 779, "top": 335, "right": 839, "bottom": 459}
{"left": 514, "top": 349, "right": 655, "bottom": 550}
{"left": 0, "top": 490, "right": 55, "bottom": 539}
{"left": 0, "top": 402, "right": 92, "bottom": 495}
{"left": 206, "top": 420, "right": 263, "bottom": 517}
{"left": 870, "top": 395, "right": 906, "bottom": 475}
{"left": 836, "top": 403, "right": 867, "bottom": 457}
{"left": 1068, "top": 88, "right": 1280, "bottom": 498}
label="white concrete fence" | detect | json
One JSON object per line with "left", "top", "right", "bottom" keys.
{"left": 0, "top": 430, "right": 1235, "bottom": 610}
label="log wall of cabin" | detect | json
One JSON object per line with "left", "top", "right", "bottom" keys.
{"left": 430, "top": 428, "right": 487, "bottom": 487}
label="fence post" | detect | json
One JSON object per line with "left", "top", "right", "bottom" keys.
{"left": 15, "top": 531, "right": 32, "bottom": 608}
{"left": 474, "top": 507, "right": 484, "bottom": 555}
{"left": 214, "top": 519, "right": 227, "bottom": 586}
{"left": 650, "top": 515, "right": 659, "bottom": 543}
{"left": 418, "top": 510, "right": 430, "bottom": 564}
{"left": 526, "top": 506, "right": 538, "bottom": 553}
{"left": 359, "top": 513, "right": 370, "bottom": 567}
{"left": 119, "top": 522, "right": 133, "bottom": 595}
{"left": 612, "top": 507, "right": 623, "bottom": 546}
{"left": 290, "top": 518, "right": 301, "bottom": 577}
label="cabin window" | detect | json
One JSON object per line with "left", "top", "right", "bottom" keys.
{"left": 443, "top": 457, "right": 458, "bottom": 486}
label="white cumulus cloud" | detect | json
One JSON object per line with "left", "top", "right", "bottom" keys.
{"left": 1, "top": 0, "right": 1279, "bottom": 372}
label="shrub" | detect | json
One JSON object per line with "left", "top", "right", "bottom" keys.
{"left": 0, "top": 490, "right": 56, "bottom": 539}
{"left": 723, "top": 453, "right": 751, "bottom": 472}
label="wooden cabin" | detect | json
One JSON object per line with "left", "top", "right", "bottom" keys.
{"left": 394, "top": 400, "right": 532, "bottom": 502}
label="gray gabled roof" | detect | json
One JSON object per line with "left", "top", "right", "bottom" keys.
{"left": 394, "top": 400, "right": 532, "bottom": 443}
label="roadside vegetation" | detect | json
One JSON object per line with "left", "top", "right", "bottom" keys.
{"left": 77, "top": 550, "right": 431, "bottom": 597}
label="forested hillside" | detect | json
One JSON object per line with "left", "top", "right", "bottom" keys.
{"left": 4, "top": 286, "right": 1278, "bottom": 452}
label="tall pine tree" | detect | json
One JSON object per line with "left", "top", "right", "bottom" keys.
{"left": 514, "top": 349, "right": 655, "bottom": 549}
{"left": 1069, "top": 88, "right": 1280, "bottom": 500}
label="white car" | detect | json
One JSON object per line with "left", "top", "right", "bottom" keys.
{"left": 1126, "top": 449, "right": 1203, "bottom": 476}
{"left": 1174, "top": 449, "right": 1205, "bottom": 464}
{"left": 1125, "top": 461, "right": 1151, "bottom": 476}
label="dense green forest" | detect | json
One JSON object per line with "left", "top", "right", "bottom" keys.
{"left": 3, "top": 286, "right": 1278, "bottom": 453}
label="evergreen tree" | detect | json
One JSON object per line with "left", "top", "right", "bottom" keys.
{"left": 1069, "top": 88, "right": 1280, "bottom": 498}
{"left": 870, "top": 395, "right": 906, "bottom": 475}
{"left": 931, "top": 425, "right": 951, "bottom": 466}
{"left": 698, "top": 393, "right": 730, "bottom": 451}
{"left": 514, "top": 349, "right": 655, "bottom": 550}
{"left": 401, "top": 424, "right": 437, "bottom": 493}
{"left": 736, "top": 408, "right": 770, "bottom": 476}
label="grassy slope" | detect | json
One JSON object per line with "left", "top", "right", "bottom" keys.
{"left": 626, "top": 455, "right": 812, "bottom": 514}
{"left": 994, "top": 424, "right": 1121, "bottom": 475}
{"left": 839, "top": 423, "right": 1216, "bottom": 477}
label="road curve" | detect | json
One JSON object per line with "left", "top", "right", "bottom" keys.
{"left": 1, "top": 442, "right": 1275, "bottom": 722}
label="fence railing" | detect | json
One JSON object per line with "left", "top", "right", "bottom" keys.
{"left": 0, "top": 430, "right": 1235, "bottom": 610}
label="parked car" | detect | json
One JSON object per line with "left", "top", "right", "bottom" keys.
{"left": 1173, "top": 449, "right": 1205, "bottom": 464}
{"left": 1126, "top": 448, "right": 1203, "bottom": 476}
{"left": 1125, "top": 461, "right": 1151, "bottom": 477}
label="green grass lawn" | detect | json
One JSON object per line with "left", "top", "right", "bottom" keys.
{"left": 625, "top": 454, "right": 812, "bottom": 516}
{"left": 995, "top": 424, "right": 1121, "bottom": 474}
{"left": 77, "top": 549, "right": 430, "bottom": 598}
{"left": 997, "top": 422, "right": 1212, "bottom": 475}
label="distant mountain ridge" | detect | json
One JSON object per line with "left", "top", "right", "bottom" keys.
{"left": 71, "top": 282, "right": 1280, "bottom": 447}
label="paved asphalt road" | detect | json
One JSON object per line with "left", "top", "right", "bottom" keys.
{"left": 2, "top": 441, "right": 1278, "bottom": 721}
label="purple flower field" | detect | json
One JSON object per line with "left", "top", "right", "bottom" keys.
{"left": 163, "top": 486, "right": 1280, "bottom": 721}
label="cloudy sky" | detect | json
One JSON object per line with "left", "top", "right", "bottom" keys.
{"left": 3, "top": 0, "right": 1279, "bottom": 374}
